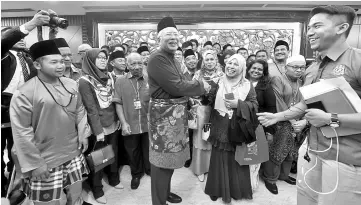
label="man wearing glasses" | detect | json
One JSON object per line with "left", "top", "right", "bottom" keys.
{"left": 76, "top": 44, "right": 92, "bottom": 69}
{"left": 53, "top": 38, "right": 82, "bottom": 81}
{"left": 260, "top": 55, "right": 307, "bottom": 195}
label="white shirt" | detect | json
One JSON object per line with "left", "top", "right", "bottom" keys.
{"left": 3, "top": 50, "right": 30, "bottom": 94}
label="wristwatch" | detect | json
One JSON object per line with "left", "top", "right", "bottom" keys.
{"left": 329, "top": 113, "right": 340, "bottom": 128}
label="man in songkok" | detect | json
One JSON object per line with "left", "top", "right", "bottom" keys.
{"left": 268, "top": 40, "right": 290, "bottom": 78}
{"left": 109, "top": 50, "right": 127, "bottom": 78}
{"left": 203, "top": 41, "right": 213, "bottom": 51}
{"left": 183, "top": 49, "right": 198, "bottom": 81}
{"left": 9, "top": 39, "right": 91, "bottom": 205}
{"left": 147, "top": 16, "right": 211, "bottom": 205}
{"left": 137, "top": 45, "right": 151, "bottom": 66}
{"left": 53, "top": 38, "right": 82, "bottom": 81}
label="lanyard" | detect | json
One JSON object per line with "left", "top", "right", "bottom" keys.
{"left": 38, "top": 77, "right": 74, "bottom": 107}
{"left": 129, "top": 78, "right": 141, "bottom": 99}
{"left": 314, "top": 56, "right": 331, "bottom": 82}
{"left": 274, "top": 61, "right": 285, "bottom": 75}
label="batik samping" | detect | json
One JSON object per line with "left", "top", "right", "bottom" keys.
{"left": 148, "top": 97, "right": 189, "bottom": 153}
{"left": 148, "top": 97, "right": 191, "bottom": 169}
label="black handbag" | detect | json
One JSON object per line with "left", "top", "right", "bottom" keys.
{"left": 86, "top": 141, "right": 115, "bottom": 173}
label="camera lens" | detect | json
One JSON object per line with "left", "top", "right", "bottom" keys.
{"left": 55, "top": 17, "right": 68, "bottom": 29}
{"left": 49, "top": 15, "right": 69, "bottom": 29}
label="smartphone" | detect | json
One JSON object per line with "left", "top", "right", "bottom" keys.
{"left": 203, "top": 76, "right": 211, "bottom": 81}
{"left": 224, "top": 93, "right": 235, "bottom": 100}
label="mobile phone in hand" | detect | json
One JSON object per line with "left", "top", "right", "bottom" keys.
{"left": 224, "top": 93, "right": 235, "bottom": 100}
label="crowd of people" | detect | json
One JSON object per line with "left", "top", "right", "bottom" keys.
{"left": 1, "top": 4, "right": 361, "bottom": 205}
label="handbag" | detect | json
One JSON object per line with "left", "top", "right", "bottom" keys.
{"left": 86, "top": 141, "right": 115, "bottom": 173}
{"left": 235, "top": 125, "right": 269, "bottom": 165}
{"left": 187, "top": 105, "right": 198, "bottom": 129}
{"left": 201, "top": 123, "right": 211, "bottom": 141}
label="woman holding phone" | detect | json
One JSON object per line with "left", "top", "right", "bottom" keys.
{"left": 204, "top": 54, "right": 258, "bottom": 203}
{"left": 190, "top": 50, "right": 223, "bottom": 182}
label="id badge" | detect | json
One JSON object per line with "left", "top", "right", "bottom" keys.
{"left": 134, "top": 100, "right": 142, "bottom": 110}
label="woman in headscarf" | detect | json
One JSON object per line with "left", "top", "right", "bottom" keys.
{"left": 190, "top": 50, "right": 224, "bottom": 182}
{"left": 204, "top": 54, "right": 258, "bottom": 203}
{"left": 78, "top": 48, "right": 123, "bottom": 204}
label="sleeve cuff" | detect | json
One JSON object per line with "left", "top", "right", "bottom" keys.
{"left": 19, "top": 25, "right": 30, "bottom": 35}
{"left": 112, "top": 98, "right": 123, "bottom": 104}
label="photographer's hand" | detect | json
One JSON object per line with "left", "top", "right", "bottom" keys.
{"left": 48, "top": 9, "right": 57, "bottom": 16}
{"left": 23, "top": 10, "right": 50, "bottom": 32}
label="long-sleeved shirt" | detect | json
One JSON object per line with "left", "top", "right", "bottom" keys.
{"left": 268, "top": 61, "right": 286, "bottom": 79}
{"left": 147, "top": 49, "right": 205, "bottom": 99}
{"left": 271, "top": 74, "right": 303, "bottom": 113}
{"left": 10, "top": 77, "right": 91, "bottom": 176}
{"left": 147, "top": 48, "right": 206, "bottom": 169}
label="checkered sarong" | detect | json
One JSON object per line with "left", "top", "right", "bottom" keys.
{"left": 25, "top": 154, "right": 89, "bottom": 203}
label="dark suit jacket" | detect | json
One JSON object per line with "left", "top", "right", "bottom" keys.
{"left": 196, "top": 51, "right": 203, "bottom": 70}
{"left": 254, "top": 78, "right": 277, "bottom": 135}
{"left": 1, "top": 26, "right": 37, "bottom": 123}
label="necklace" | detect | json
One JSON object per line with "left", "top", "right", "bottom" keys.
{"left": 274, "top": 60, "right": 285, "bottom": 75}
{"left": 38, "top": 77, "right": 74, "bottom": 107}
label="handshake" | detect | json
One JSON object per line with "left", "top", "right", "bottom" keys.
{"left": 202, "top": 78, "right": 216, "bottom": 94}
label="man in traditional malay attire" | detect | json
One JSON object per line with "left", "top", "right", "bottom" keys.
{"left": 9, "top": 39, "right": 91, "bottom": 205}
{"left": 147, "top": 16, "right": 211, "bottom": 205}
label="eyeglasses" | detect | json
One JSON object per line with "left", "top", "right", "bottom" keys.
{"left": 96, "top": 56, "right": 107, "bottom": 61}
{"left": 62, "top": 54, "right": 72, "bottom": 58}
{"left": 287, "top": 65, "right": 306, "bottom": 71}
{"left": 164, "top": 32, "right": 179, "bottom": 38}
{"left": 129, "top": 62, "right": 144, "bottom": 67}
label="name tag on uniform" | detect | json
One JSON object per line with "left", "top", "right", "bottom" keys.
{"left": 134, "top": 100, "right": 142, "bottom": 110}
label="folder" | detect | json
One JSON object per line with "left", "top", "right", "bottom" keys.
{"left": 300, "top": 77, "right": 361, "bottom": 138}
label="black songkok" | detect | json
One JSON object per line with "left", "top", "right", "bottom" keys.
{"left": 183, "top": 49, "right": 196, "bottom": 58}
{"left": 109, "top": 51, "right": 125, "bottom": 62}
{"left": 157, "top": 16, "right": 177, "bottom": 33}
{"left": 30, "top": 39, "right": 61, "bottom": 60}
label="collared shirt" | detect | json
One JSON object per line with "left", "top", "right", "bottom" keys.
{"left": 113, "top": 72, "right": 149, "bottom": 134}
{"left": 183, "top": 68, "right": 195, "bottom": 81}
{"left": 63, "top": 64, "right": 82, "bottom": 81}
{"left": 3, "top": 50, "right": 30, "bottom": 94}
{"left": 304, "top": 42, "right": 361, "bottom": 166}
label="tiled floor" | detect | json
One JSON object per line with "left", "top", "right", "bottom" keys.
{"left": 83, "top": 165, "right": 297, "bottom": 205}
{"left": 3, "top": 149, "right": 296, "bottom": 205}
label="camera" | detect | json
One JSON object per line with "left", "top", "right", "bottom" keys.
{"left": 48, "top": 14, "right": 68, "bottom": 29}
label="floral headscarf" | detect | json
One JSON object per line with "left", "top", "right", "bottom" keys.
{"left": 214, "top": 54, "right": 251, "bottom": 118}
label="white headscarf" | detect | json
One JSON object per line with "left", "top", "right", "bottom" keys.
{"left": 214, "top": 54, "right": 251, "bottom": 118}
